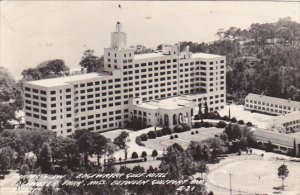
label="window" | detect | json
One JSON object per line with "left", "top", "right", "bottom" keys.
{"left": 25, "top": 87, "right": 31, "bottom": 92}
{"left": 51, "top": 91, "right": 56, "bottom": 95}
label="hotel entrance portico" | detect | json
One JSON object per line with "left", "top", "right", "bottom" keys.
{"left": 129, "top": 96, "right": 195, "bottom": 129}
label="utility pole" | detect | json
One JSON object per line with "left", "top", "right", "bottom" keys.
{"left": 229, "top": 173, "right": 232, "bottom": 195}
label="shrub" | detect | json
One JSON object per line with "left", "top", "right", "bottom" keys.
{"left": 135, "top": 136, "right": 145, "bottom": 146}
{"left": 194, "top": 122, "right": 202, "bottom": 128}
{"left": 141, "top": 151, "right": 147, "bottom": 158}
{"left": 191, "top": 131, "right": 194, "bottom": 135}
{"left": 156, "top": 130, "right": 163, "bottom": 137}
{"left": 194, "top": 115, "right": 201, "bottom": 120}
{"left": 162, "top": 127, "right": 169, "bottom": 135}
{"left": 170, "top": 135, "right": 174, "bottom": 139}
{"left": 174, "top": 125, "right": 184, "bottom": 133}
{"left": 203, "top": 122, "right": 212, "bottom": 128}
{"left": 147, "top": 131, "right": 156, "bottom": 139}
{"left": 231, "top": 117, "right": 237, "bottom": 123}
{"left": 19, "top": 164, "right": 30, "bottom": 175}
{"left": 265, "top": 141, "right": 274, "bottom": 152}
{"left": 238, "top": 120, "right": 244, "bottom": 125}
{"left": 174, "top": 134, "right": 178, "bottom": 138}
{"left": 131, "top": 152, "right": 138, "bottom": 159}
{"left": 206, "top": 111, "right": 221, "bottom": 119}
{"left": 216, "top": 121, "right": 226, "bottom": 128}
{"left": 246, "top": 122, "right": 253, "bottom": 127}
{"left": 220, "top": 132, "right": 228, "bottom": 140}
{"left": 195, "top": 130, "right": 199, "bottom": 134}
{"left": 152, "top": 150, "right": 158, "bottom": 159}
{"left": 140, "top": 133, "right": 148, "bottom": 141}
{"left": 222, "top": 115, "right": 230, "bottom": 121}
{"left": 182, "top": 123, "right": 191, "bottom": 131}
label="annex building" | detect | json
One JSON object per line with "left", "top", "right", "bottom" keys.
{"left": 24, "top": 22, "right": 226, "bottom": 136}
{"left": 245, "top": 93, "right": 300, "bottom": 132}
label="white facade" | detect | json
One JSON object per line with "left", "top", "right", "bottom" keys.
{"left": 129, "top": 96, "right": 195, "bottom": 129}
{"left": 24, "top": 22, "right": 226, "bottom": 136}
{"left": 245, "top": 93, "right": 300, "bottom": 115}
{"left": 253, "top": 129, "right": 300, "bottom": 155}
{"left": 268, "top": 111, "right": 300, "bottom": 132}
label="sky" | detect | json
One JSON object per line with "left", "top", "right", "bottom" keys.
{"left": 0, "top": 1, "right": 299, "bottom": 79}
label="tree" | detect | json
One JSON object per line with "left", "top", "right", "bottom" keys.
{"left": 0, "top": 146, "right": 14, "bottom": 176}
{"left": 0, "top": 66, "right": 17, "bottom": 102}
{"left": 278, "top": 164, "right": 289, "bottom": 188}
{"left": 204, "top": 101, "right": 208, "bottom": 116}
{"left": 197, "top": 162, "right": 208, "bottom": 178}
{"left": 113, "top": 131, "right": 129, "bottom": 160}
{"left": 0, "top": 103, "right": 16, "bottom": 130}
{"left": 19, "top": 164, "right": 30, "bottom": 175}
{"left": 74, "top": 129, "right": 99, "bottom": 167}
{"left": 93, "top": 134, "right": 109, "bottom": 167}
{"left": 131, "top": 152, "right": 138, "bottom": 159}
{"left": 79, "top": 49, "right": 100, "bottom": 73}
{"left": 265, "top": 140, "right": 274, "bottom": 152}
{"left": 293, "top": 138, "right": 297, "bottom": 156}
{"left": 50, "top": 136, "right": 80, "bottom": 169}
{"left": 16, "top": 128, "right": 55, "bottom": 158}
{"left": 151, "top": 149, "right": 158, "bottom": 160}
{"left": 159, "top": 143, "right": 196, "bottom": 180}
{"left": 21, "top": 59, "right": 69, "bottom": 81}
{"left": 198, "top": 103, "right": 202, "bottom": 116}
{"left": 141, "top": 151, "right": 147, "bottom": 158}
{"left": 38, "top": 143, "right": 52, "bottom": 173}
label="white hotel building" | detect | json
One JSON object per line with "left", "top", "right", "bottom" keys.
{"left": 24, "top": 22, "right": 226, "bottom": 136}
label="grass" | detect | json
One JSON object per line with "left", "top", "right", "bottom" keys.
{"left": 207, "top": 159, "right": 300, "bottom": 195}
{"left": 143, "top": 127, "right": 224, "bottom": 150}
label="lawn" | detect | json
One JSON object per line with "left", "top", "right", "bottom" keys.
{"left": 101, "top": 126, "right": 224, "bottom": 161}
{"left": 207, "top": 159, "right": 300, "bottom": 195}
{"left": 143, "top": 127, "right": 224, "bottom": 150}
{"left": 218, "top": 104, "right": 274, "bottom": 129}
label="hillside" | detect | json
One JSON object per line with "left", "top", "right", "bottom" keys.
{"left": 178, "top": 17, "right": 300, "bottom": 102}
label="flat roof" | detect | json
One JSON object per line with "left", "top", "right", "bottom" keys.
{"left": 191, "top": 53, "right": 223, "bottom": 59}
{"left": 26, "top": 72, "right": 111, "bottom": 87}
{"left": 136, "top": 96, "right": 194, "bottom": 110}
{"left": 246, "top": 93, "right": 300, "bottom": 108}
{"left": 253, "top": 129, "right": 300, "bottom": 148}
{"left": 134, "top": 52, "right": 223, "bottom": 60}
{"left": 134, "top": 53, "right": 164, "bottom": 60}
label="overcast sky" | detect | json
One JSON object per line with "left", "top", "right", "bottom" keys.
{"left": 1, "top": 1, "right": 299, "bottom": 79}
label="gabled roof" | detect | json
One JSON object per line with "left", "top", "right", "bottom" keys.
{"left": 246, "top": 93, "right": 300, "bottom": 108}
{"left": 253, "top": 129, "right": 300, "bottom": 148}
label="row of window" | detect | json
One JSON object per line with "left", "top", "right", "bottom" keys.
{"left": 246, "top": 100, "right": 293, "bottom": 110}
{"left": 121, "top": 59, "right": 225, "bottom": 70}
{"left": 107, "top": 51, "right": 132, "bottom": 58}
{"left": 74, "top": 79, "right": 121, "bottom": 89}
{"left": 282, "top": 120, "right": 300, "bottom": 126}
